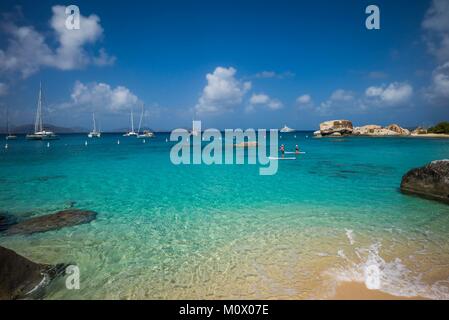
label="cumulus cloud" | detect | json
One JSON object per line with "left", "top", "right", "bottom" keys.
{"left": 422, "top": 0, "right": 449, "bottom": 62}
{"left": 296, "top": 94, "right": 312, "bottom": 105}
{"left": 195, "top": 67, "right": 251, "bottom": 114}
{"left": 0, "top": 83, "right": 8, "bottom": 96}
{"left": 253, "top": 70, "right": 295, "bottom": 79}
{"left": 365, "top": 82, "right": 413, "bottom": 106}
{"left": 0, "top": 5, "right": 114, "bottom": 78}
{"left": 58, "top": 81, "right": 139, "bottom": 113}
{"left": 247, "top": 93, "right": 283, "bottom": 112}
{"left": 317, "top": 89, "right": 355, "bottom": 115}
{"left": 425, "top": 62, "right": 449, "bottom": 103}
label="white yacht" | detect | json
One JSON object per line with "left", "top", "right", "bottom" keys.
{"left": 26, "top": 83, "right": 58, "bottom": 140}
{"left": 88, "top": 113, "right": 101, "bottom": 138}
{"left": 137, "top": 104, "right": 155, "bottom": 138}
{"left": 280, "top": 124, "right": 295, "bottom": 133}
{"left": 123, "top": 108, "right": 138, "bottom": 137}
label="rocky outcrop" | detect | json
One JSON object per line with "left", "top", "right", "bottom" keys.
{"left": 400, "top": 160, "right": 449, "bottom": 204}
{"left": 318, "top": 120, "right": 353, "bottom": 136}
{"left": 412, "top": 127, "right": 428, "bottom": 135}
{"left": 0, "top": 246, "right": 66, "bottom": 300}
{"left": 386, "top": 124, "right": 410, "bottom": 135}
{"left": 3, "top": 209, "right": 97, "bottom": 236}
{"left": 352, "top": 124, "right": 410, "bottom": 136}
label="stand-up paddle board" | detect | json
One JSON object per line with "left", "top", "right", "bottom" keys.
{"left": 285, "top": 151, "right": 306, "bottom": 154}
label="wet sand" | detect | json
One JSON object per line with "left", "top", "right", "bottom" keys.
{"left": 332, "top": 282, "right": 427, "bottom": 300}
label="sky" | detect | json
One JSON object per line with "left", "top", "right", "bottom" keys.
{"left": 0, "top": 0, "right": 448, "bottom": 131}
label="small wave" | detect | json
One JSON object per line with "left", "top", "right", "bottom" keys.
{"left": 327, "top": 242, "right": 449, "bottom": 299}
{"left": 345, "top": 229, "right": 355, "bottom": 245}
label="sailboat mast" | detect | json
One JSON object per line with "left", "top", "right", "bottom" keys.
{"left": 138, "top": 103, "right": 144, "bottom": 134}
{"left": 93, "top": 113, "right": 97, "bottom": 132}
{"left": 131, "top": 108, "right": 134, "bottom": 132}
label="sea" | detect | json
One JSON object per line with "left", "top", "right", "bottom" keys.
{"left": 1, "top": 132, "right": 449, "bottom": 299}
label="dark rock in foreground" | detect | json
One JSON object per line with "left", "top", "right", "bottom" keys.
{"left": 4, "top": 209, "right": 97, "bottom": 236}
{"left": 400, "top": 160, "right": 449, "bottom": 204}
{"left": 0, "top": 246, "right": 66, "bottom": 300}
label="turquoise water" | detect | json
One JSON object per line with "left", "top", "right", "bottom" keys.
{"left": 1, "top": 132, "right": 449, "bottom": 299}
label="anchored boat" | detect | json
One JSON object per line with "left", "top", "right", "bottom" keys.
{"left": 26, "top": 83, "right": 58, "bottom": 140}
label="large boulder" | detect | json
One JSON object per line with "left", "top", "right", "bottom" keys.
{"left": 0, "top": 246, "right": 66, "bottom": 300}
{"left": 400, "top": 160, "right": 449, "bottom": 203}
{"left": 353, "top": 125, "right": 382, "bottom": 135}
{"left": 386, "top": 124, "right": 410, "bottom": 136}
{"left": 4, "top": 209, "right": 97, "bottom": 236}
{"left": 412, "top": 127, "right": 428, "bottom": 135}
{"left": 319, "top": 120, "right": 353, "bottom": 136}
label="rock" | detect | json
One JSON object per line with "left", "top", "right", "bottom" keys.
{"left": 353, "top": 125, "right": 383, "bottom": 135}
{"left": 0, "top": 213, "right": 17, "bottom": 232}
{"left": 0, "top": 246, "right": 66, "bottom": 300}
{"left": 330, "top": 132, "right": 342, "bottom": 136}
{"left": 313, "top": 130, "right": 322, "bottom": 137}
{"left": 400, "top": 160, "right": 449, "bottom": 204}
{"left": 386, "top": 124, "right": 410, "bottom": 135}
{"left": 412, "top": 127, "right": 428, "bottom": 135}
{"left": 4, "top": 209, "right": 97, "bottom": 236}
{"left": 319, "top": 120, "right": 353, "bottom": 136}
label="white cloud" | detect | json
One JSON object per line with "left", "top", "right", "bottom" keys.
{"left": 422, "top": 0, "right": 449, "bottom": 62}
{"left": 316, "top": 89, "right": 355, "bottom": 115}
{"left": 425, "top": 62, "right": 449, "bottom": 103}
{"left": 59, "top": 81, "right": 139, "bottom": 113}
{"left": 365, "top": 82, "right": 413, "bottom": 106}
{"left": 195, "top": 66, "right": 251, "bottom": 114}
{"left": 246, "top": 93, "right": 283, "bottom": 112}
{"left": 330, "top": 89, "right": 354, "bottom": 102}
{"left": 0, "top": 83, "right": 8, "bottom": 96}
{"left": 254, "top": 70, "right": 295, "bottom": 79}
{"left": 296, "top": 94, "right": 312, "bottom": 105}
{"left": 0, "top": 5, "right": 114, "bottom": 78}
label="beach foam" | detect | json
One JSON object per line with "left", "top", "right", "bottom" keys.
{"left": 328, "top": 242, "right": 449, "bottom": 299}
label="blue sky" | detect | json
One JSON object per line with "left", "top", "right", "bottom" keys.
{"left": 0, "top": 0, "right": 448, "bottom": 131}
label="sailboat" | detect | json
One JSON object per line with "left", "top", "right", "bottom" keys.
{"left": 137, "top": 104, "right": 155, "bottom": 138}
{"left": 88, "top": 113, "right": 101, "bottom": 138}
{"left": 26, "top": 83, "right": 58, "bottom": 140}
{"left": 123, "top": 107, "right": 138, "bottom": 137}
{"left": 5, "top": 105, "right": 17, "bottom": 140}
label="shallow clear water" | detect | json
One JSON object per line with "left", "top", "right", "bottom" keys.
{"left": 1, "top": 132, "right": 449, "bottom": 299}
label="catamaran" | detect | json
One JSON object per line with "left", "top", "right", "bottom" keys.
{"left": 123, "top": 107, "right": 138, "bottom": 137}
{"left": 26, "top": 83, "right": 58, "bottom": 140}
{"left": 5, "top": 105, "right": 17, "bottom": 140}
{"left": 88, "top": 113, "right": 101, "bottom": 138}
{"left": 137, "top": 104, "right": 155, "bottom": 138}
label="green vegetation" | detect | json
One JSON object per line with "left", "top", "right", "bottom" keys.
{"left": 428, "top": 122, "right": 449, "bottom": 134}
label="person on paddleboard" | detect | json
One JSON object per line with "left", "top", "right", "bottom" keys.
{"left": 280, "top": 144, "right": 285, "bottom": 157}
{"left": 295, "top": 145, "right": 300, "bottom": 154}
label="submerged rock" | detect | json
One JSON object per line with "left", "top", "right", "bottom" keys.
{"left": 0, "top": 213, "right": 17, "bottom": 232}
{"left": 4, "top": 209, "right": 97, "bottom": 236}
{"left": 400, "top": 160, "right": 449, "bottom": 204}
{"left": 234, "top": 141, "right": 258, "bottom": 148}
{"left": 319, "top": 120, "right": 353, "bottom": 136}
{"left": 0, "top": 246, "right": 66, "bottom": 300}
